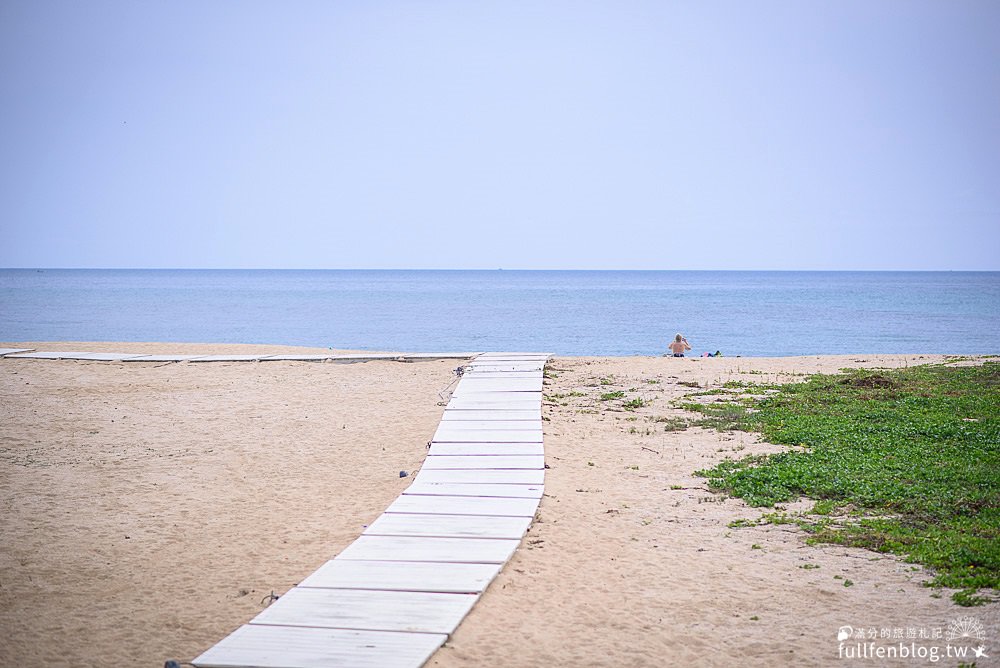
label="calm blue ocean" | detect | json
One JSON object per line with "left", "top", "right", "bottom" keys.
{"left": 0, "top": 270, "right": 997, "bottom": 357}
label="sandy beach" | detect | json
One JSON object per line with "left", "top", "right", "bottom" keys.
{"left": 1, "top": 344, "right": 996, "bottom": 667}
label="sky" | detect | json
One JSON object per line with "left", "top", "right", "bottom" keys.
{"left": 1, "top": 0, "right": 998, "bottom": 270}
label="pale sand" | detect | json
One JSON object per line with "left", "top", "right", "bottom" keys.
{"left": 431, "top": 354, "right": 999, "bottom": 668}
{"left": 1, "top": 346, "right": 996, "bottom": 667}
{"left": 1, "top": 342, "right": 461, "bottom": 667}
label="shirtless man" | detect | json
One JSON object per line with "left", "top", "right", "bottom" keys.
{"left": 668, "top": 334, "right": 691, "bottom": 357}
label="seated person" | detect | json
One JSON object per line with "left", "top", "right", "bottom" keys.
{"left": 668, "top": 334, "right": 691, "bottom": 357}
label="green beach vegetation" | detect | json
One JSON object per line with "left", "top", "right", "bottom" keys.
{"left": 686, "top": 361, "right": 999, "bottom": 606}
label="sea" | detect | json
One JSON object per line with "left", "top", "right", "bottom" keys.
{"left": 1, "top": 269, "right": 998, "bottom": 357}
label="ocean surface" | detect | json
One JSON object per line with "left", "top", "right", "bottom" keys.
{"left": 0, "top": 270, "right": 998, "bottom": 357}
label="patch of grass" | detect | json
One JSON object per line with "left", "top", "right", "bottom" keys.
{"left": 600, "top": 391, "right": 625, "bottom": 401}
{"left": 686, "top": 388, "right": 731, "bottom": 397}
{"left": 683, "top": 400, "right": 752, "bottom": 431}
{"left": 758, "top": 511, "right": 798, "bottom": 525}
{"left": 649, "top": 416, "right": 689, "bottom": 432}
{"left": 547, "top": 391, "right": 586, "bottom": 399}
{"left": 951, "top": 588, "right": 992, "bottom": 607}
{"left": 694, "top": 362, "right": 1000, "bottom": 596}
{"left": 723, "top": 380, "right": 764, "bottom": 389}
{"left": 811, "top": 499, "right": 837, "bottom": 515}
{"left": 623, "top": 397, "right": 647, "bottom": 411}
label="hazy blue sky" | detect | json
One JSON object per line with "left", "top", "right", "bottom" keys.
{"left": 1, "top": 1, "right": 997, "bottom": 270}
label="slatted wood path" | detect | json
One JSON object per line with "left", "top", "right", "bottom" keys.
{"left": 0, "top": 349, "right": 475, "bottom": 363}
{"left": 189, "top": 351, "right": 550, "bottom": 668}
{"left": 1, "top": 347, "right": 548, "bottom": 665}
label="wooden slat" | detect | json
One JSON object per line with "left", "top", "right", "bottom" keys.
{"left": 469, "top": 362, "right": 545, "bottom": 368}
{"left": 453, "top": 379, "right": 543, "bottom": 393}
{"left": 386, "top": 494, "right": 539, "bottom": 517}
{"left": 446, "top": 398, "right": 542, "bottom": 410}
{"left": 403, "top": 482, "right": 544, "bottom": 499}
{"left": 463, "top": 370, "right": 543, "bottom": 377}
{"left": 421, "top": 455, "right": 544, "bottom": 470}
{"left": 63, "top": 352, "right": 148, "bottom": 361}
{"left": 474, "top": 352, "right": 550, "bottom": 359}
{"left": 414, "top": 468, "right": 544, "bottom": 485}
{"left": 466, "top": 357, "right": 546, "bottom": 369}
{"left": 441, "top": 409, "right": 541, "bottom": 421}
{"left": 4, "top": 351, "right": 94, "bottom": 359}
{"left": 432, "top": 428, "right": 542, "bottom": 443}
{"left": 187, "top": 354, "right": 270, "bottom": 362}
{"left": 364, "top": 512, "right": 533, "bottom": 539}
{"left": 401, "top": 353, "right": 479, "bottom": 360}
{"left": 299, "top": 559, "right": 502, "bottom": 594}
{"left": 438, "top": 424, "right": 541, "bottom": 439}
{"left": 328, "top": 354, "right": 401, "bottom": 360}
{"left": 470, "top": 360, "right": 549, "bottom": 365}
{"left": 336, "top": 536, "right": 520, "bottom": 564}
{"left": 121, "top": 354, "right": 203, "bottom": 362}
{"left": 250, "top": 587, "right": 478, "bottom": 635}
{"left": 464, "top": 368, "right": 544, "bottom": 374}
{"left": 458, "top": 376, "right": 543, "bottom": 384}
{"left": 453, "top": 390, "right": 543, "bottom": 400}
{"left": 434, "top": 419, "right": 542, "bottom": 431}
{"left": 428, "top": 442, "right": 544, "bottom": 456}
{"left": 0, "top": 348, "right": 34, "bottom": 356}
{"left": 257, "top": 354, "right": 332, "bottom": 361}
{"left": 192, "top": 624, "right": 447, "bottom": 668}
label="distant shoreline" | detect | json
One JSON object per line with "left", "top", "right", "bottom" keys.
{"left": 1, "top": 340, "right": 994, "bottom": 362}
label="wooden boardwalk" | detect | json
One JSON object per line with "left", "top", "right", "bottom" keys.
{"left": 1, "top": 347, "right": 548, "bottom": 665}
{"left": 0, "top": 349, "right": 475, "bottom": 363}
{"left": 190, "top": 351, "right": 550, "bottom": 668}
